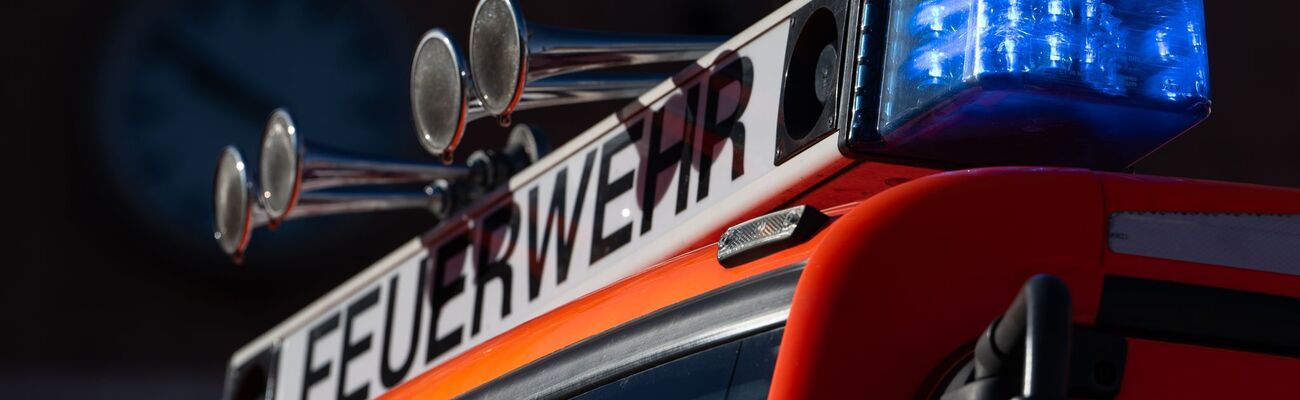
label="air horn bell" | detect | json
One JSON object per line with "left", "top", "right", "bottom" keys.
{"left": 467, "top": 0, "right": 726, "bottom": 120}
{"left": 412, "top": 28, "right": 665, "bottom": 160}
{"left": 213, "top": 145, "right": 257, "bottom": 261}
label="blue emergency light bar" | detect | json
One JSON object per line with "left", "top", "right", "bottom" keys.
{"left": 855, "top": 0, "right": 1210, "bottom": 169}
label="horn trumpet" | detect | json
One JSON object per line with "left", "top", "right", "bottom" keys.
{"left": 412, "top": 28, "right": 664, "bottom": 160}
{"left": 215, "top": 112, "right": 551, "bottom": 262}
{"left": 259, "top": 109, "right": 469, "bottom": 227}
{"left": 213, "top": 146, "right": 456, "bottom": 263}
{"left": 467, "top": 0, "right": 725, "bottom": 120}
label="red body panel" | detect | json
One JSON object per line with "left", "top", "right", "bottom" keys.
{"left": 770, "top": 167, "right": 1300, "bottom": 399}
{"left": 1117, "top": 339, "right": 1300, "bottom": 399}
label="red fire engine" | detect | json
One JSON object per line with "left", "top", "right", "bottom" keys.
{"left": 216, "top": 0, "right": 1300, "bottom": 399}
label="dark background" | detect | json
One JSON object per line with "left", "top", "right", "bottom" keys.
{"left": 4, "top": 0, "right": 1297, "bottom": 398}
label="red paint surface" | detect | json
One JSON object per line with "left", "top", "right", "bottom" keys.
{"left": 772, "top": 168, "right": 1300, "bottom": 399}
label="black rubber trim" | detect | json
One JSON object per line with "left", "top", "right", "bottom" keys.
{"left": 457, "top": 263, "right": 805, "bottom": 400}
{"left": 222, "top": 343, "right": 278, "bottom": 400}
{"left": 1096, "top": 275, "right": 1300, "bottom": 357}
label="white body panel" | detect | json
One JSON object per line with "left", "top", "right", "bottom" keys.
{"left": 227, "top": 2, "right": 855, "bottom": 398}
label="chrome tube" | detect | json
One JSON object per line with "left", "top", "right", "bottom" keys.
{"left": 275, "top": 189, "right": 450, "bottom": 222}
{"left": 259, "top": 109, "right": 468, "bottom": 226}
{"left": 467, "top": 0, "right": 725, "bottom": 119}
{"left": 412, "top": 28, "right": 665, "bottom": 159}
{"left": 213, "top": 145, "right": 453, "bottom": 262}
{"left": 495, "top": 72, "right": 666, "bottom": 117}
{"left": 517, "top": 25, "right": 725, "bottom": 79}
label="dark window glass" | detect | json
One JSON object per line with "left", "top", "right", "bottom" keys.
{"left": 727, "top": 328, "right": 784, "bottom": 400}
{"left": 573, "top": 341, "right": 740, "bottom": 400}
{"left": 572, "top": 328, "right": 785, "bottom": 400}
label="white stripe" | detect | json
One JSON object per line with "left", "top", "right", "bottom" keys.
{"left": 1108, "top": 212, "right": 1300, "bottom": 275}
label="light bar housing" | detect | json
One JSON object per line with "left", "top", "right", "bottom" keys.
{"left": 843, "top": 0, "right": 1211, "bottom": 170}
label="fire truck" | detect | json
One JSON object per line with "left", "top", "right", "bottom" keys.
{"left": 216, "top": 0, "right": 1300, "bottom": 398}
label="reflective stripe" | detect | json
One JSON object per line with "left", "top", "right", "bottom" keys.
{"left": 1108, "top": 212, "right": 1300, "bottom": 276}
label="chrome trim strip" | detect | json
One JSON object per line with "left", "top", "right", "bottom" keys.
{"left": 458, "top": 263, "right": 804, "bottom": 400}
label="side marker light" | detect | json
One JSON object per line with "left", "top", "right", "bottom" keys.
{"left": 717, "top": 205, "right": 829, "bottom": 267}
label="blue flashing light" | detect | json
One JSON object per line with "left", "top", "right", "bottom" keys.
{"left": 873, "top": 0, "right": 1210, "bottom": 169}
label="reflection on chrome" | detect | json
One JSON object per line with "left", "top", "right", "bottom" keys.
{"left": 467, "top": 0, "right": 724, "bottom": 119}
{"left": 412, "top": 28, "right": 665, "bottom": 160}
{"left": 259, "top": 109, "right": 468, "bottom": 227}
{"left": 212, "top": 146, "right": 454, "bottom": 263}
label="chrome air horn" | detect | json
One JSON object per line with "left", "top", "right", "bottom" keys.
{"left": 258, "top": 109, "right": 469, "bottom": 227}
{"left": 213, "top": 146, "right": 257, "bottom": 261}
{"left": 467, "top": 0, "right": 725, "bottom": 121}
{"left": 412, "top": 28, "right": 663, "bottom": 160}
{"left": 212, "top": 146, "right": 456, "bottom": 263}
{"left": 215, "top": 111, "right": 550, "bottom": 262}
